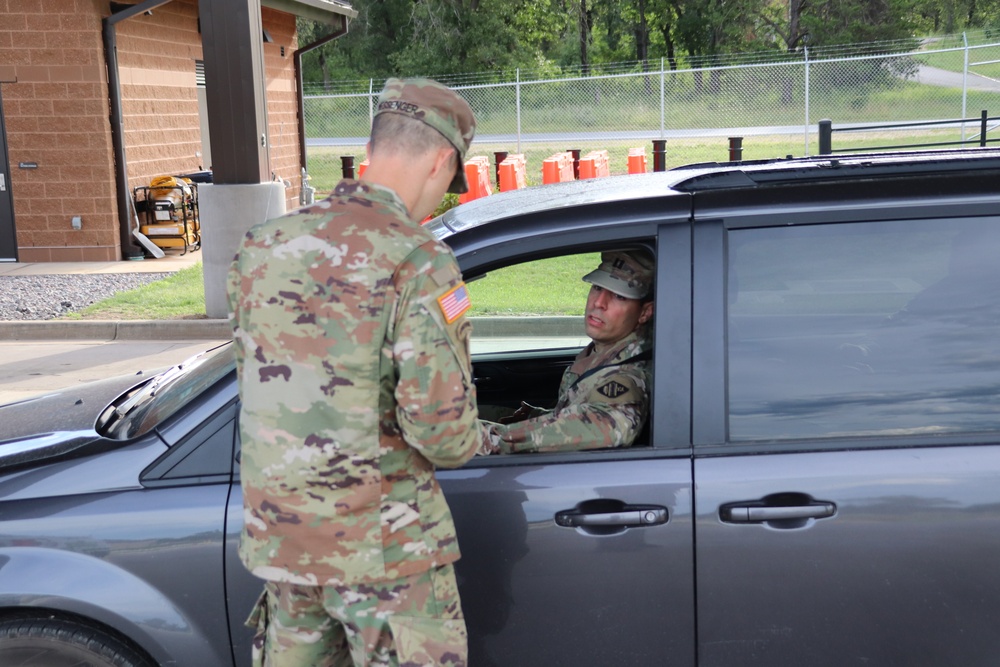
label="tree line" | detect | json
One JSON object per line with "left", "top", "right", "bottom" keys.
{"left": 298, "top": 0, "right": 1000, "bottom": 87}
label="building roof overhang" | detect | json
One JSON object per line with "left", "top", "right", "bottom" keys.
{"left": 261, "top": 0, "right": 356, "bottom": 26}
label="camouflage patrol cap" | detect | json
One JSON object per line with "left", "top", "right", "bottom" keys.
{"left": 375, "top": 77, "right": 476, "bottom": 194}
{"left": 583, "top": 250, "right": 655, "bottom": 300}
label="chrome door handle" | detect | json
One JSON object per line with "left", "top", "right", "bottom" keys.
{"left": 720, "top": 501, "right": 835, "bottom": 524}
{"left": 556, "top": 505, "right": 668, "bottom": 528}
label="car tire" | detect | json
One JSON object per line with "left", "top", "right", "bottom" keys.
{"left": 0, "top": 615, "right": 154, "bottom": 667}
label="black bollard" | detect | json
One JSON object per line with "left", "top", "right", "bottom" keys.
{"left": 493, "top": 151, "right": 508, "bottom": 188}
{"left": 728, "top": 137, "right": 743, "bottom": 162}
{"left": 568, "top": 149, "right": 581, "bottom": 179}
{"left": 340, "top": 155, "right": 356, "bottom": 179}
{"left": 652, "top": 139, "right": 667, "bottom": 172}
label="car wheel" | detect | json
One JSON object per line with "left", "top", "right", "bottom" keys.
{"left": 0, "top": 615, "right": 154, "bottom": 667}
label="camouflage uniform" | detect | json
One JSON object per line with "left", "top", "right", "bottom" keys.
{"left": 480, "top": 250, "right": 654, "bottom": 455}
{"left": 229, "top": 78, "right": 478, "bottom": 667}
{"left": 480, "top": 328, "right": 652, "bottom": 454}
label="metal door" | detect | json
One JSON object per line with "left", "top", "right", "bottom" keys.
{"left": 438, "top": 221, "right": 696, "bottom": 666}
{"left": 0, "top": 90, "right": 16, "bottom": 261}
{"left": 693, "top": 213, "right": 1000, "bottom": 665}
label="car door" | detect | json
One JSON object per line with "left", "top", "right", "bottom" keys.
{"left": 692, "top": 208, "right": 1000, "bottom": 666}
{"left": 438, "top": 221, "right": 697, "bottom": 666}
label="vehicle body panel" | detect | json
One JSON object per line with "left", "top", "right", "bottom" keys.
{"left": 1, "top": 150, "right": 1000, "bottom": 665}
{"left": 443, "top": 457, "right": 695, "bottom": 666}
{"left": 695, "top": 447, "right": 1000, "bottom": 666}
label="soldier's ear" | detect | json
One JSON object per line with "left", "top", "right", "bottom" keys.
{"left": 638, "top": 300, "right": 654, "bottom": 325}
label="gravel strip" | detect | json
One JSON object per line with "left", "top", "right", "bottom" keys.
{"left": 0, "top": 273, "right": 171, "bottom": 321}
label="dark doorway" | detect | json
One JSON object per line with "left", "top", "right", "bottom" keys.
{"left": 0, "top": 89, "right": 16, "bottom": 261}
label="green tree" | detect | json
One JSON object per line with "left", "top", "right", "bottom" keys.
{"left": 294, "top": 0, "right": 952, "bottom": 90}
{"left": 297, "top": 0, "right": 418, "bottom": 88}
{"left": 390, "top": 0, "right": 540, "bottom": 75}
{"left": 801, "top": 0, "right": 920, "bottom": 46}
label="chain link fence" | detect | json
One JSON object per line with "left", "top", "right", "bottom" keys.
{"left": 304, "top": 33, "right": 1000, "bottom": 162}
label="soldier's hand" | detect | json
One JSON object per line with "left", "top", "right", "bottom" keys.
{"left": 477, "top": 423, "right": 502, "bottom": 455}
{"left": 499, "top": 401, "right": 535, "bottom": 424}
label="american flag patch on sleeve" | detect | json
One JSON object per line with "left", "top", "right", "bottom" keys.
{"left": 437, "top": 282, "right": 472, "bottom": 323}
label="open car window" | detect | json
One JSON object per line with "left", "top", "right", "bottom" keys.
{"left": 467, "top": 245, "right": 657, "bottom": 454}
{"left": 466, "top": 253, "right": 596, "bottom": 355}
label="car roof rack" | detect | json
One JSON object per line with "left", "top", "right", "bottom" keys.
{"left": 670, "top": 147, "right": 1000, "bottom": 192}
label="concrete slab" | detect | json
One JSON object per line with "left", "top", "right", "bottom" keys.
{"left": 0, "top": 250, "right": 203, "bottom": 276}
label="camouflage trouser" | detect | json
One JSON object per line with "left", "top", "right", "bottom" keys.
{"left": 246, "top": 564, "right": 467, "bottom": 667}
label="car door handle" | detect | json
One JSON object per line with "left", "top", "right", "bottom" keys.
{"left": 720, "top": 501, "right": 836, "bottom": 524}
{"left": 556, "top": 504, "right": 668, "bottom": 528}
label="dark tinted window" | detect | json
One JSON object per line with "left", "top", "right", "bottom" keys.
{"left": 728, "top": 217, "right": 1000, "bottom": 441}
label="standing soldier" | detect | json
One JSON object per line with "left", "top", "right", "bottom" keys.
{"left": 228, "top": 78, "right": 480, "bottom": 666}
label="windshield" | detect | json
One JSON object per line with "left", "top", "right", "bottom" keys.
{"left": 97, "top": 343, "right": 235, "bottom": 440}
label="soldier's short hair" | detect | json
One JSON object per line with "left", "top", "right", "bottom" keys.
{"left": 370, "top": 112, "right": 457, "bottom": 166}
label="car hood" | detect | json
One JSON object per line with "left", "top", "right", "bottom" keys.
{"left": 0, "top": 371, "right": 153, "bottom": 468}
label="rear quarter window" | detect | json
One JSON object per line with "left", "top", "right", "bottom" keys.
{"left": 727, "top": 217, "right": 1000, "bottom": 441}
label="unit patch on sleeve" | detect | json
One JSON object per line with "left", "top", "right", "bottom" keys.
{"left": 437, "top": 282, "right": 472, "bottom": 323}
{"left": 597, "top": 380, "right": 631, "bottom": 399}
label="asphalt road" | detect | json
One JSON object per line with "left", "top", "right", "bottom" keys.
{"left": 914, "top": 63, "right": 1000, "bottom": 92}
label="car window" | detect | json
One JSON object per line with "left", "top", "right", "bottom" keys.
{"left": 727, "top": 217, "right": 1000, "bottom": 441}
{"left": 466, "top": 253, "right": 596, "bottom": 354}
{"left": 468, "top": 245, "right": 657, "bottom": 453}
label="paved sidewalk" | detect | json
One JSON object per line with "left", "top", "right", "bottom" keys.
{"left": 1, "top": 251, "right": 228, "bottom": 403}
{"left": 0, "top": 249, "right": 203, "bottom": 276}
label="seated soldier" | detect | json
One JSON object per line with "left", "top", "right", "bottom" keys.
{"left": 479, "top": 250, "right": 654, "bottom": 455}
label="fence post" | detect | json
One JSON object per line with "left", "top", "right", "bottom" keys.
{"left": 369, "top": 79, "right": 374, "bottom": 129}
{"left": 660, "top": 57, "right": 666, "bottom": 138}
{"left": 981, "top": 109, "right": 988, "bottom": 147}
{"left": 515, "top": 68, "right": 522, "bottom": 154}
{"left": 962, "top": 33, "right": 969, "bottom": 142}
{"left": 803, "top": 47, "right": 811, "bottom": 156}
{"left": 818, "top": 119, "right": 833, "bottom": 155}
{"left": 728, "top": 137, "right": 743, "bottom": 162}
{"left": 652, "top": 139, "right": 667, "bottom": 171}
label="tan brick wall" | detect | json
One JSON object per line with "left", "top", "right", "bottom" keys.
{"left": 117, "top": 0, "right": 204, "bottom": 199}
{"left": 262, "top": 8, "right": 302, "bottom": 211}
{"left": 0, "top": 0, "right": 121, "bottom": 262}
{"left": 0, "top": 0, "right": 305, "bottom": 262}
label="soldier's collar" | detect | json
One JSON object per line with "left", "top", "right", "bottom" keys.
{"left": 334, "top": 179, "right": 409, "bottom": 217}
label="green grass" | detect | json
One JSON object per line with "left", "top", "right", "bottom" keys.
{"left": 73, "top": 255, "right": 596, "bottom": 321}
{"left": 65, "top": 264, "right": 208, "bottom": 320}
{"left": 466, "top": 254, "right": 597, "bottom": 316}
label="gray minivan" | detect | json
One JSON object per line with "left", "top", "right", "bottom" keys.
{"left": 2, "top": 148, "right": 999, "bottom": 666}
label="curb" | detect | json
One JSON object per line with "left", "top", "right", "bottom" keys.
{"left": 0, "top": 316, "right": 584, "bottom": 342}
{"left": 2, "top": 319, "right": 232, "bottom": 341}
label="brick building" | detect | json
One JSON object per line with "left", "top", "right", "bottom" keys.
{"left": 0, "top": 0, "right": 351, "bottom": 262}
